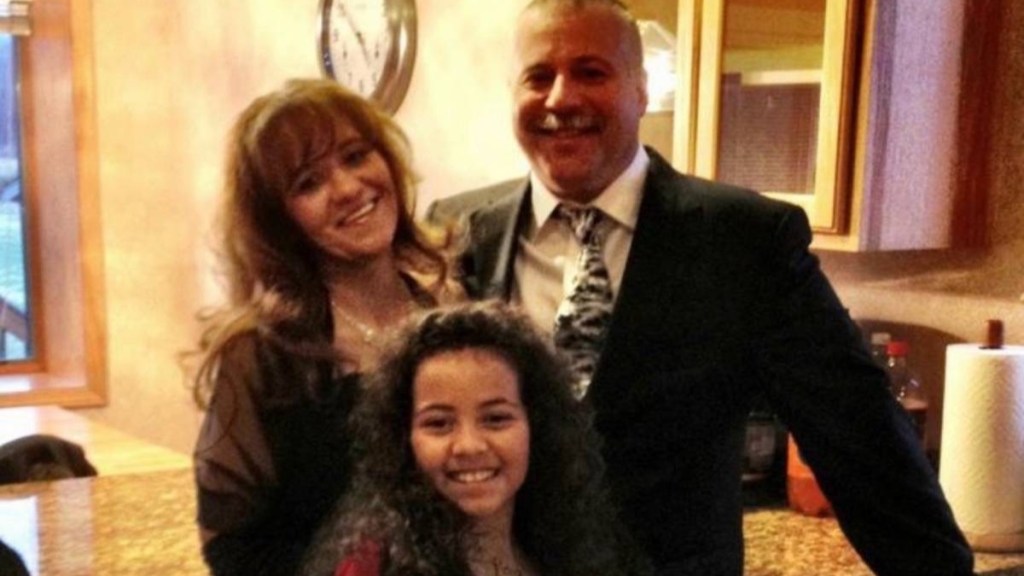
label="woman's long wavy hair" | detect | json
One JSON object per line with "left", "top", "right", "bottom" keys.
{"left": 304, "top": 301, "right": 648, "bottom": 576}
{"left": 188, "top": 78, "right": 455, "bottom": 408}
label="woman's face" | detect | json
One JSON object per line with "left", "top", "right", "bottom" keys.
{"left": 410, "top": 348, "right": 531, "bottom": 528}
{"left": 282, "top": 116, "right": 400, "bottom": 265}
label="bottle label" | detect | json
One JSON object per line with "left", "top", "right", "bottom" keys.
{"left": 900, "top": 397, "right": 928, "bottom": 444}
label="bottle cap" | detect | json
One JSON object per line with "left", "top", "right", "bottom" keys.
{"left": 983, "top": 319, "right": 1004, "bottom": 349}
{"left": 886, "top": 341, "right": 909, "bottom": 356}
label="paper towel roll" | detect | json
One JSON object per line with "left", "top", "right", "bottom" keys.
{"left": 940, "top": 343, "right": 1024, "bottom": 552}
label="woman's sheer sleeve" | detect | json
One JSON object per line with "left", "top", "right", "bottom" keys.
{"left": 193, "top": 335, "right": 290, "bottom": 573}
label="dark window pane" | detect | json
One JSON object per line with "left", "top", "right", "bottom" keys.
{"left": 717, "top": 73, "right": 820, "bottom": 194}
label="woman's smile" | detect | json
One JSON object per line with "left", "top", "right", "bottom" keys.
{"left": 336, "top": 192, "right": 380, "bottom": 227}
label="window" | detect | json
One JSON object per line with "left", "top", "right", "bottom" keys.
{"left": 0, "top": 0, "right": 107, "bottom": 407}
{"left": 0, "top": 32, "right": 32, "bottom": 364}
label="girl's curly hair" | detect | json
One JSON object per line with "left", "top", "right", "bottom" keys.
{"left": 304, "top": 301, "right": 649, "bottom": 576}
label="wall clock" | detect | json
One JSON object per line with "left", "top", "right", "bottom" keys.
{"left": 318, "top": 0, "right": 417, "bottom": 114}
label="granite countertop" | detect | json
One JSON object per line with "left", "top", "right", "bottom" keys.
{"left": 0, "top": 469, "right": 205, "bottom": 575}
{"left": 0, "top": 468, "right": 1022, "bottom": 575}
{"left": 744, "top": 507, "right": 1024, "bottom": 575}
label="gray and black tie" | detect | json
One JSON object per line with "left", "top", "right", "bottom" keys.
{"left": 552, "top": 205, "right": 614, "bottom": 399}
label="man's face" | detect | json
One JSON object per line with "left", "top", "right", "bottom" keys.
{"left": 512, "top": 4, "right": 648, "bottom": 204}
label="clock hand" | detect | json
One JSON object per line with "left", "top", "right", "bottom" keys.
{"left": 336, "top": 3, "right": 374, "bottom": 74}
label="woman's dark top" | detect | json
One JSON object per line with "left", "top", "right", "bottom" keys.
{"left": 194, "top": 331, "right": 359, "bottom": 576}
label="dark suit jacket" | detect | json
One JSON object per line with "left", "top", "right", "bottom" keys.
{"left": 430, "top": 149, "right": 973, "bottom": 576}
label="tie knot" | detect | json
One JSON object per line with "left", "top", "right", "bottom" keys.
{"left": 557, "top": 205, "right": 603, "bottom": 244}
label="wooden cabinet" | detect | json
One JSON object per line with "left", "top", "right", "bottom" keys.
{"left": 636, "top": 0, "right": 987, "bottom": 251}
{"left": 694, "top": 0, "right": 857, "bottom": 236}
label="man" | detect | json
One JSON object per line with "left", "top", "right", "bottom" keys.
{"left": 429, "top": 1, "right": 973, "bottom": 574}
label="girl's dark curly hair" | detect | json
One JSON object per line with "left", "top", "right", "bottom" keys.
{"left": 304, "top": 301, "right": 648, "bottom": 576}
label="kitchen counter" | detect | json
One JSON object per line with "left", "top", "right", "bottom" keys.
{"left": 744, "top": 506, "right": 1024, "bottom": 575}
{"left": 0, "top": 469, "right": 205, "bottom": 575}
{"left": 1, "top": 468, "right": 1022, "bottom": 575}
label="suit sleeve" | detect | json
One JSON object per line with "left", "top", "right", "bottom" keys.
{"left": 752, "top": 206, "right": 973, "bottom": 576}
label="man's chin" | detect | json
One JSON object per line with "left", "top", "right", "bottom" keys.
{"left": 538, "top": 172, "right": 603, "bottom": 203}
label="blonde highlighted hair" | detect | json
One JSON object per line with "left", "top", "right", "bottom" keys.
{"left": 188, "top": 78, "right": 456, "bottom": 407}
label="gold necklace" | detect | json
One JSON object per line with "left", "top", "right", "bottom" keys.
{"left": 329, "top": 300, "right": 381, "bottom": 346}
{"left": 329, "top": 298, "right": 414, "bottom": 347}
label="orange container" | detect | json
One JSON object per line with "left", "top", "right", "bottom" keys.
{"left": 786, "top": 435, "right": 833, "bottom": 517}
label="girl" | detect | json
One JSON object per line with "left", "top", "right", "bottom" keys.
{"left": 305, "top": 302, "right": 648, "bottom": 576}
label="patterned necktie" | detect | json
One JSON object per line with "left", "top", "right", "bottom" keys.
{"left": 553, "top": 205, "right": 614, "bottom": 399}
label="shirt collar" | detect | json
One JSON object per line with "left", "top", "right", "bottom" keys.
{"left": 530, "top": 146, "right": 649, "bottom": 232}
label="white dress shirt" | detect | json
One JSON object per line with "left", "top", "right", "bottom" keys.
{"left": 511, "top": 147, "right": 649, "bottom": 334}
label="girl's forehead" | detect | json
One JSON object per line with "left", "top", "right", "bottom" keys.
{"left": 412, "top": 348, "right": 523, "bottom": 402}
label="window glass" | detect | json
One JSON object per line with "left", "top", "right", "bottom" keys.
{"left": 0, "top": 34, "right": 31, "bottom": 362}
{"left": 718, "top": 0, "right": 826, "bottom": 195}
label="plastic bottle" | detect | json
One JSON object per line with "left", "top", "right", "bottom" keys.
{"left": 885, "top": 340, "right": 928, "bottom": 444}
{"left": 869, "top": 331, "right": 891, "bottom": 369}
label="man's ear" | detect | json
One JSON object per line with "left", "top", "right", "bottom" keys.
{"left": 636, "top": 68, "right": 649, "bottom": 112}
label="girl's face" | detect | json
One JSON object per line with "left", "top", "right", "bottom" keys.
{"left": 410, "top": 348, "right": 531, "bottom": 529}
{"left": 282, "top": 116, "right": 400, "bottom": 265}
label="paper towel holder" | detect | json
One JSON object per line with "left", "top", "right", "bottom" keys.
{"left": 983, "top": 319, "right": 1004, "bottom": 349}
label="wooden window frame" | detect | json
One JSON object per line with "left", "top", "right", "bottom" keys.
{"left": 0, "top": 0, "right": 106, "bottom": 407}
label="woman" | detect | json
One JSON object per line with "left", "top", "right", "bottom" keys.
{"left": 190, "top": 78, "right": 460, "bottom": 576}
{"left": 304, "top": 301, "right": 649, "bottom": 576}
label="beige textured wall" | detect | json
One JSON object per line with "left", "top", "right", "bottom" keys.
{"left": 80, "top": 0, "right": 1022, "bottom": 457}
{"left": 401, "top": 0, "right": 530, "bottom": 206}
{"left": 83, "top": 0, "right": 320, "bottom": 451}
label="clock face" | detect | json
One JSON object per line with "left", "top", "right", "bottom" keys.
{"left": 319, "top": 0, "right": 416, "bottom": 113}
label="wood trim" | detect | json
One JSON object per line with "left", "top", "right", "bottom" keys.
{"left": 672, "top": 0, "right": 701, "bottom": 172}
{"left": 70, "top": 0, "right": 107, "bottom": 403}
{"left": 0, "top": 375, "right": 103, "bottom": 407}
{"left": 810, "top": 0, "right": 859, "bottom": 235}
{"left": 951, "top": 0, "right": 1001, "bottom": 249}
{"left": 810, "top": 0, "right": 844, "bottom": 231}
{"left": 694, "top": 0, "right": 723, "bottom": 179}
{"left": 812, "top": 0, "right": 875, "bottom": 252}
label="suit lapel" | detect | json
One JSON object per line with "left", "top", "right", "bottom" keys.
{"left": 590, "top": 151, "right": 706, "bottom": 396}
{"left": 465, "top": 179, "right": 530, "bottom": 300}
